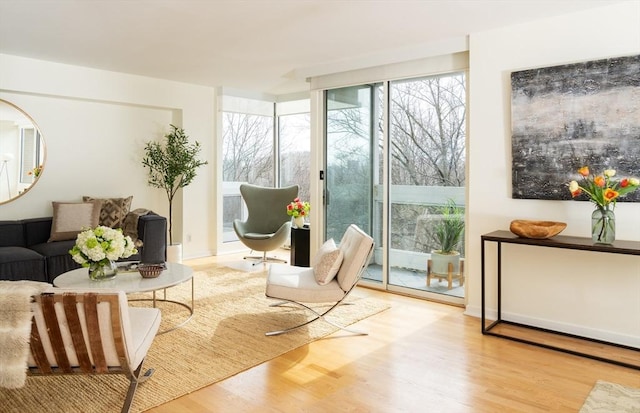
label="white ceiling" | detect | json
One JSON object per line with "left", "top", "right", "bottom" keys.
{"left": 0, "top": 0, "right": 625, "bottom": 96}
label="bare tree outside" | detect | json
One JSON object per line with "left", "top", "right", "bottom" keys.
{"left": 279, "top": 113, "right": 311, "bottom": 202}
{"left": 389, "top": 74, "right": 466, "bottom": 255}
{"left": 222, "top": 112, "right": 274, "bottom": 185}
{"left": 325, "top": 74, "right": 466, "bottom": 259}
{"left": 221, "top": 112, "right": 273, "bottom": 238}
{"left": 390, "top": 75, "right": 466, "bottom": 187}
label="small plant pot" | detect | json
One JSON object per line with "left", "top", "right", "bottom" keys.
{"left": 430, "top": 250, "right": 461, "bottom": 274}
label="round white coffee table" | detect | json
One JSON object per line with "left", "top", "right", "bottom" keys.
{"left": 53, "top": 262, "right": 194, "bottom": 333}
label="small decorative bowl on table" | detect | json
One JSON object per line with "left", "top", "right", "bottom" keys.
{"left": 509, "top": 220, "right": 567, "bottom": 239}
{"left": 138, "top": 264, "right": 164, "bottom": 279}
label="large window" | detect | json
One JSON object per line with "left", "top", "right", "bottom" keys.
{"left": 221, "top": 96, "right": 310, "bottom": 243}
{"left": 221, "top": 111, "right": 273, "bottom": 242}
{"left": 222, "top": 112, "right": 274, "bottom": 186}
{"left": 278, "top": 107, "right": 310, "bottom": 202}
{"left": 388, "top": 74, "right": 466, "bottom": 256}
{"left": 387, "top": 74, "right": 466, "bottom": 300}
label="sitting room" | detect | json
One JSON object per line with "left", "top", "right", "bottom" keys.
{"left": 1, "top": 1, "right": 639, "bottom": 412}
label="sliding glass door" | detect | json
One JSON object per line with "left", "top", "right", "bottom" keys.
{"left": 324, "top": 73, "right": 466, "bottom": 304}
{"left": 324, "top": 85, "right": 380, "bottom": 241}
{"left": 387, "top": 74, "right": 466, "bottom": 301}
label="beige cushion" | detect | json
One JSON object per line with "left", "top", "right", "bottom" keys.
{"left": 266, "top": 264, "right": 346, "bottom": 303}
{"left": 83, "top": 196, "right": 133, "bottom": 228}
{"left": 313, "top": 239, "right": 344, "bottom": 285}
{"left": 48, "top": 201, "right": 102, "bottom": 242}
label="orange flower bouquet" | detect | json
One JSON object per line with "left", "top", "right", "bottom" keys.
{"left": 568, "top": 166, "right": 639, "bottom": 243}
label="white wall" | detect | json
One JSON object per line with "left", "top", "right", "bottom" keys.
{"left": 466, "top": 1, "right": 640, "bottom": 346}
{"left": 0, "top": 54, "right": 217, "bottom": 259}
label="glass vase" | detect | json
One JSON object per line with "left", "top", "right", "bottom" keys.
{"left": 88, "top": 260, "right": 118, "bottom": 280}
{"left": 591, "top": 207, "right": 615, "bottom": 244}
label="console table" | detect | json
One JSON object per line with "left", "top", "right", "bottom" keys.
{"left": 481, "top": 230, "right": 640, "bottom": 370}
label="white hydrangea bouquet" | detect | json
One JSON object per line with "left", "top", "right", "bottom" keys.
{"left": 69, "top": 226, "right": 137, "bottom": 278}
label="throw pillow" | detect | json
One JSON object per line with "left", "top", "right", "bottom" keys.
{"left": 82, "top": 196, "right": 133, "bottom": 228}
{"left": 313, "top": 238, "right": 344, "bottom": 285}
{"left": 48, "top": 201, "right": 102, "bottom": 242}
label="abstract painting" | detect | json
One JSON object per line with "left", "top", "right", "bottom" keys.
{"left": 510, "top": 54, "right": 640, "bottom": 202}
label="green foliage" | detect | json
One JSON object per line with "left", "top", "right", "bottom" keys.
{"left": 432, "top": 199, "right": 465, "bottom": 254}
{"left": 142, "top": 124, "right": 207, "bottom": 244}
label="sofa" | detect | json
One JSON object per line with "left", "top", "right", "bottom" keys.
{"left": 0, "top": 212, "right": 167, "bottom": 283}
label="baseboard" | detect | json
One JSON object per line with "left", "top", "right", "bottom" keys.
{"left": 465, "top": 305, "right": 639, "bottom": 348}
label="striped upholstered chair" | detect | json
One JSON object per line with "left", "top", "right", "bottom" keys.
{"left": 28, "top": 290, "right": 161, "bottom": 413}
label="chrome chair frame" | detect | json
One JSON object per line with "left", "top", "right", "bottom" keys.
{"left": 265, "top": 224, "right": 374, "bottom": 336}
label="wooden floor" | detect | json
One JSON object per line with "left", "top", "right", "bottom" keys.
{"left": 146, "top": 253, "right": 640, "bottom": 413}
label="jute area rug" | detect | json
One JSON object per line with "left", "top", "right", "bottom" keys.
{"left": 0, "top": 263, "right": 389, "bottom": 413}
{"left": 580, "top": 380, "right": 640, "bottom": 413}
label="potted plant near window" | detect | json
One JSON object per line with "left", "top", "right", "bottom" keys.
{"left": 142, "top": 124, "right": 207, "bottom": 262}
{"left": 429, "top": 199, "right": 465, "bottom": 277}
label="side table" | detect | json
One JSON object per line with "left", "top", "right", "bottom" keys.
{"left": 291, "top": 225, "right": 310, "bottom": 267}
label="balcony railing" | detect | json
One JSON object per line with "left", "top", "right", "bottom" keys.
{"left": 223, "top": 182, "right": 466, "bottom": 275}
{"left": 372, "top": 184, "right": 465, "bottom": 272}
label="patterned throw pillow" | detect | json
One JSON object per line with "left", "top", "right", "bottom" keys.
{"left": 48, "top": 201, "right": 102, "bottom": 242}
{"left": 313, "top": 238, "right": 344, "bottom": 285}
{"left": 82, "top": 196, "right": 133, "bottom": 228}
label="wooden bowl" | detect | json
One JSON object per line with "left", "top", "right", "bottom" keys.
{"left": 509, "top": 220, "right": 567, "bottom": 239}
{"left": 138, "top": 264, "right": 164, "bottom": 278}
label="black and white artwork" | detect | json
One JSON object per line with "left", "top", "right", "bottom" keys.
{"left": 510, "top": 54, "right": 640, "bottom": 202}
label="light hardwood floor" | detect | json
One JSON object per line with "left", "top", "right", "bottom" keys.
{"left": 146, "top": 253, "right": 639, "bottom": 413}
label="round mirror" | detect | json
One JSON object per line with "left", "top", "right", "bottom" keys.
{"left": 0, "top": 99, "right": 46, "bottom": 205}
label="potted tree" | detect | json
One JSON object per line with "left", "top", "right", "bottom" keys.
{"left": 429, "top": 199, "right": 465, "bottom": 276}
{"left": 142, "top": 124, "right": 207, "bottom": 262}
